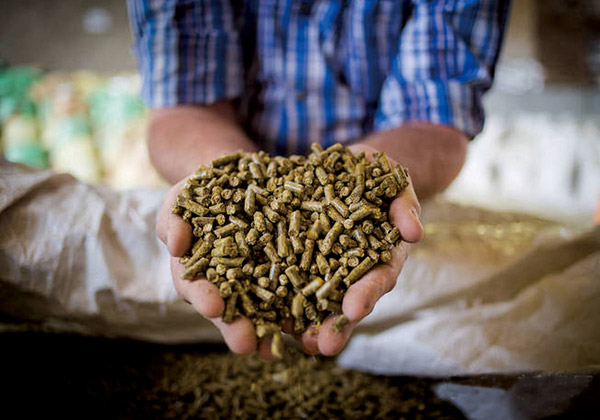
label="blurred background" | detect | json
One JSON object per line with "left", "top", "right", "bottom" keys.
{"left": 1, "top": 0, "right": 599, "bottom": 223}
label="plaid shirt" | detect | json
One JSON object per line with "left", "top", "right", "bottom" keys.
{"left": 127, "top": 0, "right": 510, "bottom": 155}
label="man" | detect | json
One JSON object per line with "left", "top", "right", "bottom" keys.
{"left": 127, "top": 0, "right": 510, "bottom": 358}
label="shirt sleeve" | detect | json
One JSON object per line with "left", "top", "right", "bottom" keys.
{"left": 375, "top": 0, "right": 511, "bottom": 138}
{"left": 126, "top": 0, "right": 243, "bottom": 108}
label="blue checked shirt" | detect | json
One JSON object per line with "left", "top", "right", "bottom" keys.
{"left": 127, "top": 0, "right": 510, "bottom": 155}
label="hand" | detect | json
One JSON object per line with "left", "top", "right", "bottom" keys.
{"left": 296, "top": 144, "right": 423, "bottom": 356}
{"left": 157, "top": 145, "right": 423, "bottom": 359}
{"left": 157, "top": 178, "right": 260, "bottom": 355}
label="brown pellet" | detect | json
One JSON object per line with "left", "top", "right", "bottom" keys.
{"left": 320, "top": 221, "right": 343, "bottom": 255}
{"left": 291, "top": 293, "right": 306, "bottom": 319}
{"left": 253, "top": 263, "right": 270, "bottom": 278}
{"left": 222, "top": 291, "right": 238, "bottom": 323}
{"left": 250, "top": 284, "right": 276, "bottom": 304}
{"left": 283, "top": 180, "right": 304, "bottom": 195}
{"left": 244, "top": 188, "right": 256, "bottom": 215}
{"left": 315, "top": 252, "right": 330, "bottom": 276}
{"left": 300, "top": 201, "right": 324, "bottom": 213}
{"left": 299, "top": 239, "right": 315, "bottom": 271}
{"left": 285, "top": 266, "right": 305, "bottom": 289}
{"left": 332, "top": 314, "right": 349, "bottom": 332}
{"left": 301, "top": 276, "right": 324, "bottom": 296}
{"left": 290, "top": 236, "right": 305, "bottom": 254}
{"left": 343, "top": 257, "right": 376, "bottom": 287}
{"left": 288, "top": 210, "right": 302, "bottom": 237}
{"left": 257, "top": 276, "right": 271, "bottom": 289}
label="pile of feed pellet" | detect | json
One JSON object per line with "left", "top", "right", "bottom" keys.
{"left": 173, "top": 143, "right": 409, "bottom": 355}
{"left": 3, "top": 333, "right": 466, "bottom": 419}
{"left": 150, "top": 349, "right": 458, "bottom": 420}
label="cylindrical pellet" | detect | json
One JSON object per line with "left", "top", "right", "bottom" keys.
{"left": 252, "top": 263, "right": 269, "bottom": 279}
{"left": 226, "top": 268, "right": 244, "bottom": 280}
{"left": 331, "top": 198, "right": 349, "bottom": 218}
{"left": 380, "top": 250, "right": 392, "bottom": 263}
{"left": 291, "top": 293, "right": 306, "bottom": 318}
{"left": 210, "top": 257, "right": 245, "bottom": 267}
{"left": 253, "top": 212, "right": 267, "bottom": 232}
{"left": 277, "top": 221, "right": 291, "bottom": 258}
{"left": 222, "top": 292, "right": 238, "bottom": 323}
{"left": 264, "top": 242, "right": 280, "bottom": 263}
{"left": 263, "top": 205, "right": 280, "bottom": 223}
{"left": 307, "top": 218, "right": 321, "bottom": 240}
{"left": 316, "top": 299, "right": 342, "bottom": 314}
{"left": 182, "top": 257, "right": 209, "bottom": 280}
{"left": 289, "top": 210, "right": 302, "bottom": 237}
{"left": 315, "top": 266, "right": 347, "bottom": 300}
{"left": 332, "top": 314, "right": 349, "bottom": 332}
{"left": 326, "top": 206, "right": 344, "bottom": 223}
{"left": 219, "top": 281, "right": 233, "bottom": 298}
{"left": 305, "top": 303, "right": 318, "bottom": 321}
{"left": 315, "top": 166, "right": 330, "bottom": 185}
{"left": 290, "top": 236, "right": 305, "bottom": 254}
{"left": 343, "top": 257, "right": 376, "bottom": 287}
{"left": 385, "top": 226, "right": 401, "bottom": 244}
{"left": 285, "top": 265, "right": 305, "bottom": 289}
{"left": 211, "top": 151, "right": 242, "bottom": 167}
{"left": 320, "top": 221, "right": 343, "bottom": 255}
{"left": 240, "top": 291, "right": 257, "bottom": 316}
{"left": 214, "top": 223, "right": 238, "bottom": 238}
{"left": 300, "top": 201, "right": 324, "bottom": 213}
{"left": 257, "top": 276, "right": 270, "bottom": 289}
{"left": 250, "top": 284, "right": 276, "bottom": 304}
{"left": 301, "top": 276, "right": 324, "bottom": 296}
{"left": 284, "top": 180, "right": 304, "bottom": 195}
{"left": 315, "top": 252, "right": 329, "bottom": 275}
{"left": 299, "top": 239, "right": 315, "bottom": 271}
{"left": 234, "top": 231, "right": 250, "bottom": 257}
{"left": 244, "top": 188, "right": 256, "bottom": 215}
{"left": 324, "top": 184, "right": 335, "bottom": 204}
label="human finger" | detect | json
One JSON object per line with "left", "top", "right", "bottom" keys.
{"left": 300, "top": 325, "right": 320, "bottom": 355}
{"left": 171, "top": 257, "right": 224, "bottom": 318}
{"left": 210, "top": 316, "right": 257, "bottom": 355}
{"left": 341, "top": 241, "right": 410, "bottom": 323}
{"left": 388, "top": 174, "right": 422, "bottom": 244}
{"left": 317, "top": 315, "right": 355, "bottom": 356}
{"left": 157, "top": 180, "right": 192, "bottom": 257}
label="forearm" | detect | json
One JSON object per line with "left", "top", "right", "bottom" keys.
{"left": 357, "top": 122, "right": 468, "bottom": 199}
{"left": 148, "top": 102, "right": 258, "bottom": 184}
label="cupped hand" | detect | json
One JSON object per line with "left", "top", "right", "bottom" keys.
{"left": 157, "top": 144, "right": 423, "bottom": 359}
{"left": 157, "top": 179, "right": 258, "bottom": 355}
{"left": 297, "top": 143, "right": 423, "bottom": 356}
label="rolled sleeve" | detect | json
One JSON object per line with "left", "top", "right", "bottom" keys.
{"left": 375, "top": 0, "right": 510, "bottom": 138}
{"left": 127, "top": 0, "right": 243, "bottom": 108}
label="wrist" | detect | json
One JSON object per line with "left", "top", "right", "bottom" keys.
{"left": 357, "top": 122, "right": 468, "bottom": 199}
{"left": 148, "top": 104, "right": 257, "bottom": 183}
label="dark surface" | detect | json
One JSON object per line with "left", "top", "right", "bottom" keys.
{"left": 1, "top": 332, "right": 464, "bottom": 419}
{"left": 1, "top": 331, "right": 599, "bottom": 419}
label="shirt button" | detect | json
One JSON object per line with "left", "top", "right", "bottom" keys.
{"left": 296, "top": 91, "right": 307, "bottom": 101}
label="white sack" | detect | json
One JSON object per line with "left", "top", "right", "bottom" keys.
{"left": 1, "top": 159, "right": 598, "bottom": 375}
